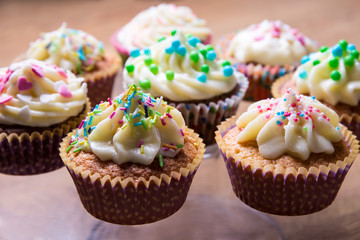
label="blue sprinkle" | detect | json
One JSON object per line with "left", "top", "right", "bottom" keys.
{"left": 165, "top": 46, "right": 174, "bottom": 54}
{"left": 177, "top": 45, "right": 187, "bottom": 56}
{"left": 347, "top": 43, "right": 356, "bottom": 51}
{"left": 133, "top": 122, "right": 142, "bottom": 127}
{"left": 301, "top": 55, "right": 310, "bottom": 64}
{"left": 84, "top": 127, "right": 88, "bottom": 137}
{"left": 206, "top": 50, "right": 217, "bottom": 61}
{"left": 282, "top": 116, "right": 286, "bottom": 120}
{"left": 276, "top": 120, "right": 281, "bottom": 125}
{"left": 201, "top": 117, "right": 207, "bottom": 123}
{"left": 332, "top": 45, "right": 343, "bottom": 57}
{"left": 188, "top": 36, "right": 200, "bottom": 47}
{"left": 197, "top": 73, "right": 207, "bottom": 83}
{"left": 336, "top": 127, "right": 340, "bottom": 131}
{"left": 61, "top": 33, "right": 67, "bottom": 38}
{"left": 186, "top": 104, "right": 190, "bottom": 110}
{"left": 223, "top": 66, "right": 233, "bottom": 77}
{"left": 279, "top": 68, "right": 286, "bottom": 77}
{"left": 281, "top": 111, "right": 284, "bottom": 115}
{"left": 283, "top": 98, "right": 287, "bottom": 101}
{"left": 300, "top": 113, "right": 305, "bottom": 117}
{"left": 171, "top": 40, "right": 181, "bottom": 50}
{"left": 143, "top": 48, "right": 151, "bottom": 55}
{"left": 277, "top": 112, "right": 281, "bottom": 115}
{"left": 77, "top": 47, "right": 86, "bottom": 61}
{"left": 299, "top": 70, "right": 308, "bottom": 79}
{"left": 83, "top": 120, "right": 87, "bottom": 128}
{"left": 130, "top": 48, "right": 140, "bottom": 58}
{"left": 311, "top": 96, "right": 316, "bottom": 100}
{"left": 132, "top": 113, "right": 140, "bottom": 119}
{"left": 88, "top": 115, "right": 94, "bottom": 125}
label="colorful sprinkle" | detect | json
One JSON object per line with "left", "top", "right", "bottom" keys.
{"left": 59, "top": 85, "right": 72, "bottom": 98}
{"left": 301, "top": 55, "right": 310, "bottom": 64}
{"left": 188, "top": 36, "right": 200, "bottom": 47}
{"left": 73, "top": 147, "right": 82, "bottom": 153}
{"left": 17, "top": 76, "right": 33, "bottom": 91}
{"left": 158, "top": 154, "right": 163, "bottom": 168}
{"left": 299, "top": 70, "right": 308, "bottom": 79}
{"left": 171, "top": 40, "right": 181, "bottom": 49}
{"left": 144, "top": 56, "right": 153, "bottom": 66}
{"left": 165, "top": 46, "right": 174, "bottom": 54}
{"left": 197, "top": 73, "right": 207, "bottom": 83}
{"left": 339, "top": 40, "right": 348, "bottom": 50}
{"left": 328, "top": 58, "right": 339, "bottom": 68}
{"left": 320, "top": 46, "right": 328, "bottom": 53}
{"left": 139, "top": 78, "right": 151, "bottom": 89}
{"left": 171, "top": 30, "right": 177, "bottom": 36}
{"left": 190, "top": 51, "right": 199, "bottom": 63}
{"left": 166, "top": 70, "right": 174, "bottom": 81}
{"left": 206, "top": 50, "right": 216, "bottom": 61}
{"left": 149, "top": 64, "right": 159, "bottom": 75}
{"left": 201, "top": 64, "right": 209, "bottom": 73}
{"left": 143, "top": 48, "right": 151, "bottom": 55}
{"left": 332, "top": 45, "right": 343, "bottom": 57}
{"left": 344, "top": 55, "right": 355, "bottom": 67}
{"left": 130, "top": 48, "right": 140, "bottom": 58}
{"left": 330, "top": 70, "right": 341, "bottom": 81}
{"left": 351, "top": 50, "right": 359, "bottom": 59}
{"left": 312, "top": 60, "right": 320, "bottom": 66}
{"left": 177, "top": 45, "right": 187, "bottom": 56}
{"left": 31, "top": 66, "right": 44, "bottom": 78}
{"left": 126, "top": 64, "right": 134, "bottom": 73}
{"left": 223, "top": 66, "right": 233, "bottom": 77}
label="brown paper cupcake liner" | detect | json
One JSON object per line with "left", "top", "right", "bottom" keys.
{"left": 216, "top": 33, "right": 296, "bottom": 101}
{"left": 215, "top": 115, "right": 359, "bottom": 215}
{"left": 0, "top": 99, "right": 91, "bottom": 175}
{"left": 169, "top": 79, "right": 248, "bottom": 145}
{"left": 60, "top": 127, "right": 205, "bottom": 225}
{"left": 83, "top": 50, "right": 122, "bottom": 107}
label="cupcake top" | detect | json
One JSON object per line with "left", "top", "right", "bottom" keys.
{"left": 294, "top": 40, "right": 360, "bottom": 106}
{"left": 123, "top": 31, "right": 245, "bottom": 102}
{"left": 225, "top": 20, "right": 318, "bottom": 66}
{"left": 69, "top": 84, "right": 187, "bottom": 166}
{"left": 115, "top": 3, "right": 211, "bottom": 52}
{"left": 236, "top": 89, "right": 342, "bottom": 160}
{"left": 26, "top": 23, "right": 105, "bottom": 75}
{"left": 0, "top": 59, "right": 87, "bottom": 127}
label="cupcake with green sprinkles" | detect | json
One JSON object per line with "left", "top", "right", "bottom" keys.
{"left": 272, "top": 39, "right": 360, "bottom": 139}
{"left": 123, "top": 30, "right": 248, "bottom": 145}
{"left": 60, "top": 84, "right": 205, "bottom": 225}
{"left": 25, "top": 23, "right": 122, "bottom": 107}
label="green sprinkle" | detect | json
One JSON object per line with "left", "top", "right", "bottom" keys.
{"left": 331, "top": 70, "right": 341, "bottom": 81}
{"left": 149, "top": 108, "right": 154, "bottom": 116}
{"left": 144, "top": 56, "right": 153, "bottom": 66}
{"left": 155, "top": 111, "right": 162, "bottom": 116}
{"left": 339, "top": 40, "right": 348, "bottom": 50}
{"left": 201, "top": 64, "right": 209, "bottom": 73}
{"left": 199, "top": 49, "right": 207, "bottom": 57}
{"left": 171, "top": 30, "right": 177, "bottom": 36}
{"left": 351, "top": 50, "right": 359, "bottom": 59}
{"left": 141, "top": 119, "right": 147, "bottom": 129}
{"left": 166, "top": 70, "right": 174, "bottom": 81}
{"left": 190, "top": 50, "right": 199, "bottom": 63}
{"left": 185, "top": 33, "right": 193, "bottom": 38}
{"left": 205, "top": 45, "right": 214, "bottom": 51}
{"left": 344, "top": 55, "right": 355, "bottom": 67}
{"left": 320, "top": 46, "right": 328, "bottom": 53}
{"left": 125, "top": 114, "right": 131, "bottom": 122}
{"left": 158, "top": 154, "right": 163, "bottom": 168}
{"left": 77, "top": 62, "right": 82, "bottom": 75}
{"left": 328, "top": 58, "right": 339, "bottom": 68}
{"left": 139, "top": 78, "right": 151, "bottom": 89}
{"left": 70, "top": 140, "right": 78, "bottom": 146}
{"left": 93, "top": 110, "right": 102, "bottom": 114}
{"left": 73, "top": 147, "right": 82, "bottom": 153}
{"left": 126, "top": 64, "right": 134, "bottom": 73}
{"left": 222, "top": 60, "right": 231, "bottom": 67}
{"left": 158, "top": 37, "right": 166, "bottom": 42}
{"left": 176, "top": 144, "right": 183, "bottom": 148}
{"left": 313, "top": 60, "right": 320, "bottom": 66}
{"left": 149, "top": 64, "right": 159, "bottom": 75}
{"left": 150, "top": 119, "right": 155, "bottom": 125}
{"left": 303, "top": 127, "right": 308, "bottom": 131}
{"left": 66, "top": 145, "right": 74, "bottom": 153}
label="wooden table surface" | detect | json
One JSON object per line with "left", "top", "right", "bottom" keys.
{"left": 1, "top": 0, "right": 360, "bottom": 239}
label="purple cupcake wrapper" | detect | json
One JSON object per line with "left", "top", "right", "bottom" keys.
{"left": 86, "top": 71, "right": 118, "bottom": 107}
{"left": 171, "top": 80, "right": 248, "bottom": 145}
{"left": 66, "top": 166, "right": 197, "bottom": 225}
{"left": 340, "top": 114, "right": 360, "bottom": 140}
{"left": 0, "top": 100, "right": 91, "bottom": 175}
{"left": 215, "top": 117, "right": 359, "bottom": 215}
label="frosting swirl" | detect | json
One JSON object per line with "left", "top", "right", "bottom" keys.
{"left": 26, "top": 23, "right": 105, "bottom": 75}
{"left": 294, "top": 40, "right": 360, "bottom": 106}
{"left": 70, "top": 85, "right": 186, "bottom": 166}
{"left": 123, "top": 31, "right": 245, "bottom": 102}
{"left": 225, "top": 20, "right": 318, "bottom": 66}
{"left": 116, "top": 3, "right": 211, "bottom": 52}
{"left": 0, "top": 59, "right": 87, "bottom": 127}
{"left": 236, "top": 89, "right": 342, "bottom": 160}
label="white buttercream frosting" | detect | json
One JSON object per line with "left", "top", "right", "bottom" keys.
{"left": 116, "top": 3, "right": 211, "bottom": 51}
{"left": 70, "top": 85, "right": 186, "bottom": 166}
{"left": 26, "top": 23, "right": 104, "bottom": 74}
{"left": 294, "top": 40, "right": 360, "bottom": 106}
{"left": 0, "top": 59, "right": 87, "bottom": 127}
{"left": 236, "top": 89, "right": 342, "bottom": 160}
{"left": 225, "top": 20, "right": 318, "bottom": 66}
{"left": 123, "top": 31, "right": 245, "bottom": 102}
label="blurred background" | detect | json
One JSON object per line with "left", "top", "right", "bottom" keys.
{"left": 0, "top": 0, "right": 360, "bottom": 239}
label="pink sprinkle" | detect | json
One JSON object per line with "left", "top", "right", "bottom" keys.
{"left": 107, "top": 98, "right": 112, "bottom": 105}
{"left": 79, "top": 120, "right": 84, "bottom": 129}
{"left": 59, "top": 85, "right": 72, "bottom": 98}
{"left": 166, "top": 113, "right": 172, "bottom": 118}
{"left": 259, "top": 109, "right": 263, "bottom": 113}
{"left": 0, "top": 96, "right": 12, "bottom": 104}
{"left": 147, "top": 102, "right": 154, "bottom": 107}
{"left": 305, "top": 116, "right": 309, "bottom": 120}
{"left": 297, "top": 35, "right": 305, "bottom": 46}
{"left": 291, "top": 103, "right": 296, "bottom": 107}
{"left": 118, "top": 119, "right": 124, "bottom": 125}
{"left": 109, "top": 111, "right": 115, "bottom": 119}
{"left": 290, "top": 28, "right": 299, "bottom": 35}
{"left": 57, "top": 69, "right": 67, "bottom": 79}
{"left": 2, "top": 71, "right": 12, "bottom": 84}
{"left": 326, "top": 118, "right": 330, "bottom": 121}
{"left": 279, "top": 122, "right": 283, "bottom": 126}
{"left": 163, "top": 147, "right": 169, "bottom": 151}
{"left": 265, "top": 114, "right": 270, "bottom": 119}
{"left": 316, "top": 109, "right": 320, "bottom": 112}
{"left": 17, "top": 76, "right": 33, "bottom": 91}
{"left": 271, "top": 30, "right": 280, "bottom": 38}
{"left": 160, "top": 117, "right": 166, "bottom": 126}
{"left": 137, "top": 140, "right": 144, "bottom": 148}
{"left": 294, "top": 118, "right": 299, "bottom": 122}
{"left": 254, "top": 35, "right": 264, "bottom": 41}
{"left": 0, "top": 83, "right": 5, "bottom": 93}
{"left": 31, "top": 66, "right": 44, "bottom": 78}
{"left": 119, "top": 107, "right": 127, "bottom": 111}
{"left": 257, "top": 105, "right": 261, "bottom": 109}
{"left": 180, "top": 128, "right": 184, "bottom": 136}
{"left": 266, "top": 107, "right": 271, "bottom": 111}
{"left": 138, "top": 100, "right": 142, "bottom": 104}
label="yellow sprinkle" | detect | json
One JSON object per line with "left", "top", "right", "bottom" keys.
{"left": 121, "top": 123, "right": 128, "bottom": 130}
{"left": 140, "top": 145, "right": 144, "bottom": 154}
{"left": 138, "top": 109, "right": 145, "bottom": 116}
{"left": 87, "top": 112, "right": 94, "bottom": 117}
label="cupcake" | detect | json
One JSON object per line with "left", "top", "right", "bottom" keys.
{"left": 217, "top": 19, "right": 317, "bottom": 101}
{"left": 0, "top": 59, "right": 90, "bottom": 175}
{"left": 122, "top": 30, "right": 248, "bottom": 145}
{"left": 111, "top": 3, "right": 212, "bottom": 62}
{"left": 215, "top": 89, "right": 359, "bottom": 215}
{"left": 60, "top": 84, "right": 205, "bottom": 225}
{"left": 25, "top": 23, "right": 122, "bottom": 107}
{"left": 272, "top": 40, "right": 360, "bottom": 139}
